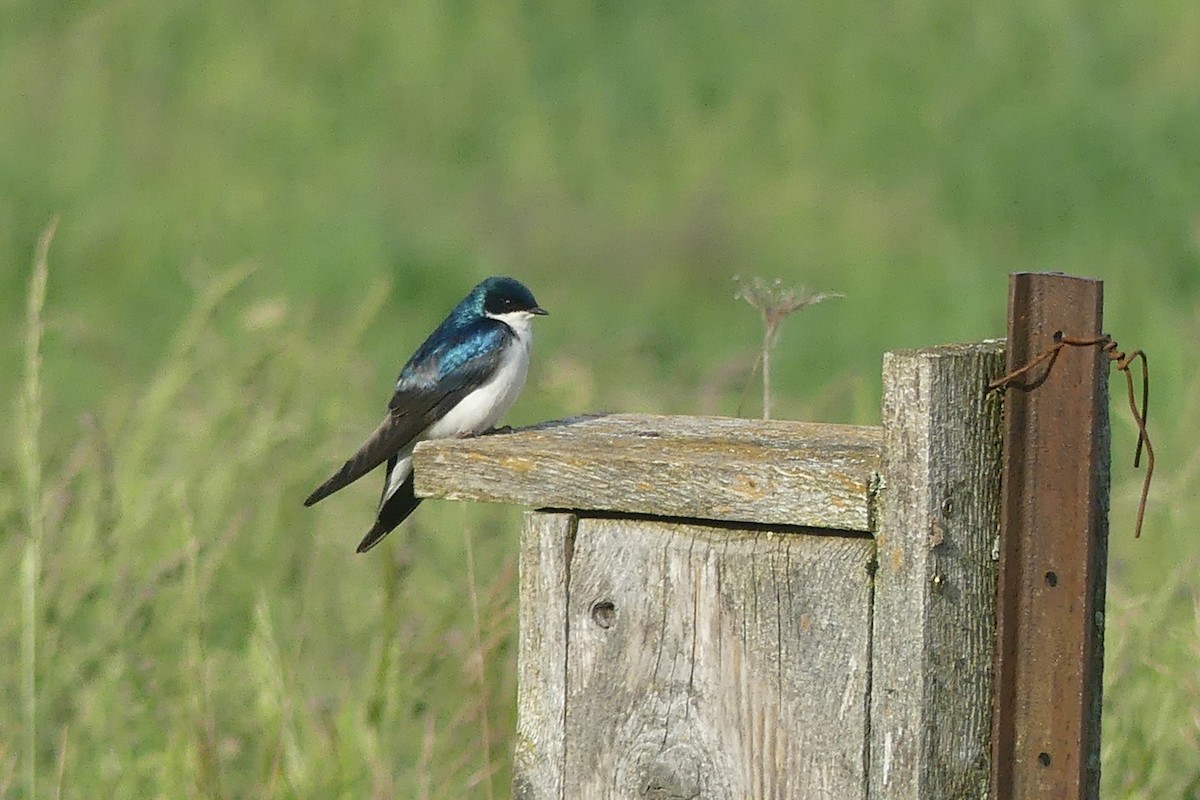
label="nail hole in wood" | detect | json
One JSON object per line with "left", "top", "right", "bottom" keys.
{"left": 1038, "top": 752, "right": 1052, "bottom": 767}
{"left": 1045, "top": 571, "right": 1058, "bottom": 587}
{"left": 591, "top": 600, "right": 616, "bottom": 629}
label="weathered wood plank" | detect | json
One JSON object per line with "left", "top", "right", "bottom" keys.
{"left": 414, "top": 413, "right": 882, "bottom": 531}
{"left": 563, "top": 516, "right": 873, "bottom": 799}
{"left": 870, "top": 341, "right": 1006, "bottom": 799}
{"left": 513, "top": 512, "right": 575, "bottom": 800}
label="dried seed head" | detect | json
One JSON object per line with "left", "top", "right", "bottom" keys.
{"left": 734, "top": 275, "right": 842, "bottom": 337}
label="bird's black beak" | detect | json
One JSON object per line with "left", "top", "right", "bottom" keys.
{"left": 531, "top": 306, "right": 549, "bottom": 316}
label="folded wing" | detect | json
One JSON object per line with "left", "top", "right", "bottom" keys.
{"left": 303, "top": 320, "right": 510, "bottom": 507}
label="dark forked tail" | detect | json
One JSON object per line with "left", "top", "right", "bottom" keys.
{"left": 355, "top": 470, "right": 422, "bottom": 553}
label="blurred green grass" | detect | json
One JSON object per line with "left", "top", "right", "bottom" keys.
{"left": 2, "top": 0, "right": 1198, "bottom": 796}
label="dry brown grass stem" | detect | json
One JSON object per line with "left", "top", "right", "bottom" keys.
{"left": 734, "top": 276, "right": 841, "bottom": 419}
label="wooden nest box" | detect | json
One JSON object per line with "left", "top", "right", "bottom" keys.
{"left": 414, "top": 274, "right": 1113, "bottom": 800}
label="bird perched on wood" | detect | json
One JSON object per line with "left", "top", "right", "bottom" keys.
{"left": 304, "top": 276, "right": 548, "bottom": 552}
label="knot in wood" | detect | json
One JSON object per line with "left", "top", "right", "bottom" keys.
{"left": 640, "top": 759, "right": 701, "bottom": 800}
{"left": 590, "top": 599, "right": 617, "bottom": 629}
{"left": 941, "top": 494, "right": 955, "bottom": 518}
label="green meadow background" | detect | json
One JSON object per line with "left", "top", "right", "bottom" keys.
{"left": 3, "top": 1, "right": 1198, "bottom": 797}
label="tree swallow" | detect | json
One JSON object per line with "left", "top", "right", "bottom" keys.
{"left": 304, "top": 276, "right": 548, "bottom": 552}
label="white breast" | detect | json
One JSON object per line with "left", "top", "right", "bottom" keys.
{"left": 423, "top": 313, "right": 534, "bottom": 440}
{"left": 381, "top": 313, "right": 536, "bottom": 506}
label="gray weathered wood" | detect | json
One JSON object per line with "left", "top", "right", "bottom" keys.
{"left": 513, "top": 512, "right": 575, "bottom": 800}
{"left": 414, "top": 413, "right": 882, "bottom": 531}
{"left": 563, "top": 516, "right": 873, "bottom": 799}
{"left": 416, "top": 345, "right": 1016, "bottom": 798}
{"left": 870, "top": 341, "right": 1006, "bottom": 799}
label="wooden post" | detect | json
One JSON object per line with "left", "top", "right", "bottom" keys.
{"left": 870, "top": 342, "right": 1007, "bottom": 799}
{"left": 991, "top": 273, "right": 1110, "bottom": 799}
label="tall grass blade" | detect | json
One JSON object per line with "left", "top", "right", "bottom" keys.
{"left": 20, "top": 216, "right": 58, "bottom": 800}
{"left": 462, "top": 520, "right": 495, "bottom": 800}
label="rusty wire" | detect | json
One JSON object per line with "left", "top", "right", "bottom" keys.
{"left": 987, "top": 331, "right": 1153, "bottom": 538}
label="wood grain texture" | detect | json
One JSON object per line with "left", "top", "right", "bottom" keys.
{"left": 870, "top": 341, "right": 1006, "bottom": 800}
{"left": 413, "top": 414, "right": 882, "bottom": 530}
{"left": 513, "top": 512, "right": 575, "bottom": 800}
{"left": 563, "top": 516, "right": 873, "bottom": 799}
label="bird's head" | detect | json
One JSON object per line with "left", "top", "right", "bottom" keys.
{"left": 478, "top": 277, "right": 549, "bottom": 323}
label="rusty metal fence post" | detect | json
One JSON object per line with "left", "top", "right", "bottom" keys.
{"left": 991, "top": 272, "right": 1110, "bottom": 799}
